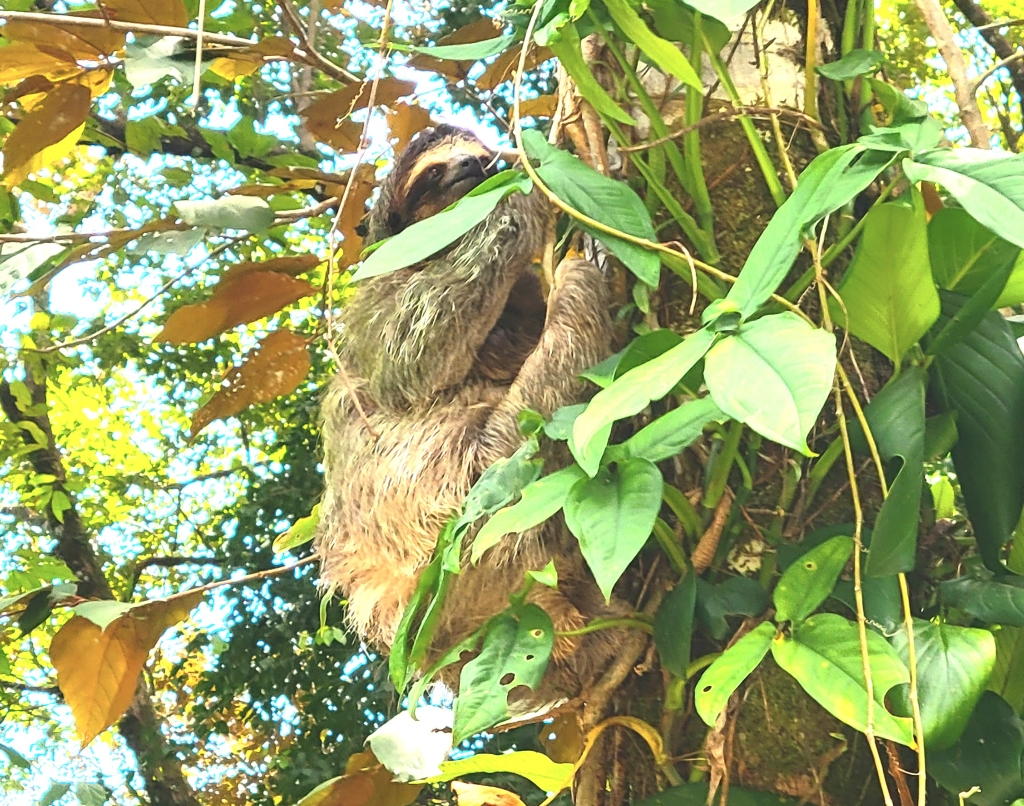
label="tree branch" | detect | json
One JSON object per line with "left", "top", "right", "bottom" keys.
{"left": 128, "top": 555, "right": 228, "bottom": 595}
{"left": 915, "top": 0, "right": 992, "bottom": 147}
{"left": 951, "top": 0, "right": 1024, "bottom": 111}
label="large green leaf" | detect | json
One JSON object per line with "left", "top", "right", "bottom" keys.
{"left": 904, "top": 149, "right": 1024, "bottom": 249}
{"left": 694, "top": 621, "right": 775, "bottom": 726}
{"left": 602, "top": 0, "right": 701, "bottom": 89}
{"left": 353, "top": 172, "right": 531, "bottom": 281}
{"left": 863, "top": 368, "right": 926, "bottom": 576}
{"left": 563, "top": 457, "right": 663, "bottom": 601}
{"left": 931, "top": 299, "right": 1024, "bottom": 571}
{"left": 548, "top": 22, "right": 636, "bottom": 125}
{"left": 524, "top": 130, "right": 659, "bottom": 286}
{"left": 616, "top": 396, "right": 723, "bottom": 464}
{"left": 930, "top": 692, "right": 1024, "bottom": 806}
{"left": 654, "top": 570, "right": 697, "bottom": 678}
{"left": 581, "top": 329, "right": 684, "bottom": 389}
{"left": 646, "top": 0, "right": 730, "bottom": 53}
{"left": 453, "top": 603, "right": 554, "bottom": 743}
{"left": 572, "top": 328, "right": 716, "bottom": 470}
{"left": 471, "top": 465, "right": 586, "bottom": 563}
{"left": 773, "top": 535, "right": 853, "bottom": 624}
{"left": 174, "top": 196, "right": 275, "bottom": 232}
{"left": 695, "top": 576, "right": 770, "bottom": 641}
{"left": 682, "top": 0, "right": 762, "bottom": 23}
{"left": 408, "top": 35, "right": 516, "bottom": 60}
{"left": 889, "top": 619, "right": 995, "bottom": 751}
{"left": 704, "top": 312, "right": 836, "bottom": 455}
{"left": 929, "top": 208, "right": 1021, "bottom": 299}
{"left": 817, "top": 49, "right": 884, "bottom": 80}
{"left": 940, "top": 574, "right": 1024, "bottom": 626}
{"left": 724, "top": 146, "right": 893, "bottom": 319}
{"left": 772, "top": 613, "right": 913, "bottom": 745}
{"left": 832, "top": 201, "right": 939, "bottom": 363}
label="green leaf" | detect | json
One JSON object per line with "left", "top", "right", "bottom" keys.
{"left": 0, "top": 242, "right": 65, "bottom": 299}
{"left": 704, "top": 313, "right": 836, "bottom": 455}
{"left": 904, "top": 149, "right": 1024, "bottom": 249}
{"left": 563, "top": 458, "right": 663, "bottom": 601}
{"left": 682, "top": 0, "right": 762, "bottom": 23}
{"left": 353, "top": 172, "right": 532, "bottom": 281}
{"left": 602, "top": 0, "right": 701, "bottom": 88}
{"left": 940, "top": 575, "right": 1024, "bottom": 626}
{"left": 724, "top": 146, "right": 893, "bottom": 319}
{"left": 773, "top": 535, "right": 853, "bottom": 624}
{"left": 427, "top": 751, "right": 571, "bottom": 790}
{"left": 131, "top": 228, "right": 205, "bottom": 257}
{"left": 618, "top": 396, "right": 723, "bottom": 464}
{"left": 930, "top": 692, "right": 1024, "bottom": 806}
{"left": 16, "top": 583, "right": 78, "bottom": 634}
{"left": 273, "top": 504, "right": 320, "bottom": 553}
{"left": 548, "top": 23, "right": 636, "bottom": 125}
{"left": 646, "top": 0, "right": 730, "bottom": 52}
{"left": 925, "top": 411, "right": 959, "bottom": 461}
{"left": 772, "top": 613, "right": 913, "bottom": 745}
{"left": 174, "top": 197, "right": 274, "bottom": 232}
{"left": 817, "top": 49, "right": 883, "bottom": 80}
{"left": 0, "top": 742, "right": 30, "bottom": 769}
{"left": 580, "top": 329, "right": 684, "bottom": 388}
{"left": 654, "top": 570, "right": 697, "bottom": 677}
{"left": 453, "top": 603, "right": 554, "bottom": 743}
{"left": 571, "top": 328, "right": 715, "bottom": 472}
{"left": 931, "top": 300, "right": 1024, "bottom": 571}
{"left": 832, "top": 201, "right": 940, "bottom": 363}
{"left": 39, "top": 783, "right": 72, "bottom": 806}
{"left": 694, "top": 621, "right": 775, "bottom": 726}
{"left": 524, "top": 130, "right": 659, "bottom": 285}
{"left": 471, "top": 465, "right": 586, "bottom": 563}
{"left": 75, "top": 783, "right": 109, "bottom": 806}
{"left": 889, "top": 618, "right": 995, "bottom": 750}
{"left": 695, "top": 576, "right": 770, "bottom": 641}
{"left": 408, "top": 34, "right": 516, "bottom": 60}
{"left": 864, "top": 368, "right": 926, "bottom": 576}
{"left": 929, "top": 208, "right": 1021, "bottom": 297}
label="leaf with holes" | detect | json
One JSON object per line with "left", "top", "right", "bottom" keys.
{"left": 563, "top": 458, "right": 663, "bottom": 601}
{"left": 773, "top": 536, "right": 853, "bottom": 624}
{"left": 453, "top": 603, "right": 554, "bottom": 743}
{"left": 190, "top": 330, "right": 311, "bottom": 437}
{"left": 773, "top": 613, "right": 913, "bottom": 745}
{"left": 705, "top": 313, "right": 836, "bottom": 455}
{"left": 50, "top": 591, "right": 204, "bottom": 747}
{"left": 695, "top": 621, "right": 775, "bottom": 726}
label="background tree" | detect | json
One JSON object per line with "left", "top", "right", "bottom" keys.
{"left": 0, "top": 1, "right": 1023, "bottom": 806}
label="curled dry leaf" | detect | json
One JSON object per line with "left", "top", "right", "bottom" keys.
{"left": 386, "top": 103, "right": 435, "bottom": 152}
{"left": 49, "top": 590, "right": 204, "bottom": 748}
{"left": 190, "top": 330, "right": 311, "bottom": 437}
{"left": 2, "top": 82, "right": 91, "bottom": 186}
{"left": 157, "top": 265, "right": 317, "bottom": 344}
{"left": 302, "top": 78, "right": 416, "bottom": 151}
{"left": 103, "top": 0, "right": 189, "bottom": 27}
{"left": 294, "top": 749, "right": 422, "bottom": 806}
{"left": 407, "top": 18, "right": 502, "bottom": 81}
{"left": 451, "top": 782, "right": 527, "bottom": 806}
{"left": 478, "top": 45, "right": 554, "bottom": 91}
{"left": 519, "top": 94, "right": 558, "bottom": 119}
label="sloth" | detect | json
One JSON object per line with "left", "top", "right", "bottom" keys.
{"left": 315, "top": 125, "right": 623, "bottom": 705}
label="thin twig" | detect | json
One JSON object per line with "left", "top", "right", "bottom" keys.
{"left": 190, "top": 0, "right": 208, "bottom": 113}
{"left": 972, "top": 50, "right": 1024, "bottom": 93}
{"left": 278, "top": 0, "right": 359, "bottom": 83}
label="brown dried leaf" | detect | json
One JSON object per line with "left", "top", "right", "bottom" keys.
{"left": 385, "top": 102, "right": 434, "bottom": 152}
{"left": 296, "top": 750, "right": 423, "bottom": 806}
{"left": 452, "top": 782, "right": 527, "bottom": 806}
{"left": 337, "top": 176, "right": 376, "bottom": 268}
{"left": 0, "top": 43, "right": 83, "bottom": 87}
{"left": 228, "top": 179, "right": 320, "bottom": 197}
{"left": 103, "top": 0, "right": 189, "bottom": 27}
{"left": 223, "top": 254, "right": 323, "bottom": 279}
{"left": 157, "top": 271, "right": 317, "bottom": 344}
{"left": 3, "top": 75, "right": 54, "bottom": 105}
{"left": 407, "top": 18, "right": 502, "bottom": 81}
{"left": 301, "top": 78, "right": 416, "bottom": 151}
{"left": 1, "top": 16, "right": 125, "bottom": 59}
{"left": 477, "top": 45, "right": 553, "bottom": 91}
{"left": 189, "top": 330, "right": 311, "bottom": 437}
{"left": 2, "top": 82, "right": 91, "bottom": 183}
{"left": 519, "top": 94, "right": 557, "bottom": 119}
{"left": 49, "top": 591, "right": 204, "bottom": 748}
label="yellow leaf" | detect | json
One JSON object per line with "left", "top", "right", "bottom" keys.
{"left": 540, "top": 712, "right": 585, "bottom": 763}
{"left": 296, "top": 750, "right": 422, "bottom": 806}
{"left": 1, "top": 15, "right": 125, "bottom": 59}
{"left": 0, "top": 43, "right": 83, "bottom": 87}
{"left": 452, "top": 782, "right": 526, "bottom": 806}
{"left": 519, "top": 94, "right": 558, "bottom": 119}
{"left": 50, "top": 591, "right": 204, "bottom": 747}
{"left": 208, "top": 57, "right": 262, "bottom": 80}
{"left": 103, "top": 0, "right": 189, "bottom": 27}
{"left": 2, "top": 82, "right": 91, "bottom": 185}
{"left": 189, "top": 330, "right": 311, "bottom": 437}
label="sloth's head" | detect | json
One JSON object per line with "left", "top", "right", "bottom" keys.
{"left": 364, "top": 124, "right": 499, "bottom": 243}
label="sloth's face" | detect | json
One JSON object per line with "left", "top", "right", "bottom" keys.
{"left": 393, "top": 133, "right": 499, "bottom": 231}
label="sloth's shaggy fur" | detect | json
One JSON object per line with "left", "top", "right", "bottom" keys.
{"left": 315, "top": 126, "right": 625, "bottom": 704}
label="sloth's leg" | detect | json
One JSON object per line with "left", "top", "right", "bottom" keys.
{"left": 479, "top": 257, "right": 611, "bottom": 462}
